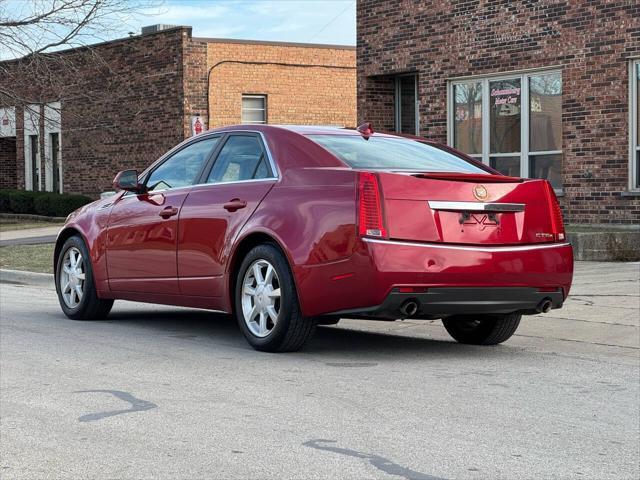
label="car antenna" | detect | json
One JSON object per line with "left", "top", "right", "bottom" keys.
{"left": 356, "top": 122, "right": 374, "bottom": 140}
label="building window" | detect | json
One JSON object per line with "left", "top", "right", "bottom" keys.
{"left": 395, "top": 75, "right": 418, "bottom": 135}
{"left": 242, "top": 95, "right": 267, "bottom": 124}
{"left": 449, "top": 70, "right": 563, "bottom": 189}
{"left": 28, "top": 134, "right": 39, "bottom": 191}
{"left": 632, "top": 60, "right": 640, "bottom": 191}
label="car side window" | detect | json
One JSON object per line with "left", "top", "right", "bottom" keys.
{"left": 146, "top": 137, "right": 220, "bottom": 192}
{"left": 206, "top": 135, "right": 273, "bottom": 184}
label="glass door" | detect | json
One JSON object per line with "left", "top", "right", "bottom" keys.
{"left": 50, "top": 132, "right": 60, "bottom": 192}
{"left": 395, "top": 75, "right": 418, "bottom": 135}
{"left": 29, "top": 134, "right": 39, "bottom": 191}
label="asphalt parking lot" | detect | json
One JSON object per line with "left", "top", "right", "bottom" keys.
{"left": 1, "top": 261, "right": 638, "bottom": 479}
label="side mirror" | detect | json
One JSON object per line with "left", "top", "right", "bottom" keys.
{"left": 113, "top": 169, "right": 143, "bottom": 192}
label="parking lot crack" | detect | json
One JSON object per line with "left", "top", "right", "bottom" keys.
{"left": 303, "top": 439, "right": 445, "bottom": 480}
{"left": 75, "top": 390, "right": 157, "bottom": 422}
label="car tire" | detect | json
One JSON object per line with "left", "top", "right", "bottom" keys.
{"left": 234, "top": 243, "right": 315, "bottom": 352}
{"left": 442, "top": 313, "right": 521, "bottom": 345}
{"left": 55, "top": 235, "right": 114, "bottom": 320}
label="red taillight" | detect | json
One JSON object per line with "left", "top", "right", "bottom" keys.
{"left": 543, "top": 181, "right": 565, "bottom": 242}
{"left": 358, "top": 172, "right": 387, "bottom": 238}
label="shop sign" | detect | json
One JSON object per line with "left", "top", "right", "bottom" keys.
{"left": 491, "top": 87, "right": 520, "bottom": 106}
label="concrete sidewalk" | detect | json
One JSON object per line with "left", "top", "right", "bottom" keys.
{"left": 0, "top": 225, "right": 61, "bottom": 246}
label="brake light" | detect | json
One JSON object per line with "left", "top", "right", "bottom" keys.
{"left": 358, "top": 172, "right": 387, "bottom": 238}
{"left": 543, "top": 181, "right": 565, "bottom": 242}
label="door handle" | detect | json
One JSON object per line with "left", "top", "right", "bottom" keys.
{"left": 159, "top": 206, "right": 179, "bottom": 218}
{"left": 223, "top": 198, "right": 247, "bottom": 212}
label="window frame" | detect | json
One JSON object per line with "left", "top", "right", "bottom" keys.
{"left": 394, "top": 74, "right": 419, "bottom": 136}
{"left": 630, "top": 59, "right": 640, "bottom": 192}
{"left": 241, "top": 94, "right": 268, "bottom": 125}
{"left": 203, "top": 132, "right": 277, "bottom": 185}
{"left": 447, "top": 68, "right": 563, "bottom": 189}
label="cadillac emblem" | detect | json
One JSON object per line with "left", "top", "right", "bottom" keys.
{"left": 473, "top": 185, "right": 488, "bottom": 201}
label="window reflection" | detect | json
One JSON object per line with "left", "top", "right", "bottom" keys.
{"left": 454, "top": 82, "right": 482, "bottom": 155}
{"left": 530, "top": 154, "right": 562, "bottom": 189}
{"left": 530, "top": 73, "right": 562, "bottom": 152}
{"left": 490, "top": 156, "right": 520, "bottom": 177}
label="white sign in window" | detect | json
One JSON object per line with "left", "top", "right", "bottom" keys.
{"left": 449, "top": 70, "right": 562, "bottom": 189}
{"left": 242, "top": 95, "right": 267, "bottom": 124}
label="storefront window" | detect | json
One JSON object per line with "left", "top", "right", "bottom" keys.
{"left": 530, "top": 153, "right": 562, "bottom": 189}
{"left": 529, "top": 73, "right": 562, "bottom": 188}
{"left": 489, "top": 78, "right": 521, "bottom": 154}
{"left": 530, "top": 73, "right": 562, "bottom": 151}
{"left": 490, "top": 155, "right": 520, "bottom": 178}
{"left": 449, "top": 70, "right": 563, "bottom": 187}
{"left": 453, "top": 82, "right": 482, "bottom": 155}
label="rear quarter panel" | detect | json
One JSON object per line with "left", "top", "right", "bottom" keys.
{"left": 234, "top": 167, "right": 360, "bottom": 315}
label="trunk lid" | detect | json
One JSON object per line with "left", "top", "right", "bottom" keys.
{"left": 377, "top": 171, "right": 559, "bottom": 245}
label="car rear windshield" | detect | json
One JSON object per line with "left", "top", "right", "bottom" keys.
{"left": 308, "top": 135, "right": 488, "bottom": 173}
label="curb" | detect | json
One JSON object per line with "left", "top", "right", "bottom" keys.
{"left": 0, "top": 269, "right": 54, "bottom": 288}
{"left": 0, "top": 213, "right": 66, "bottom": 222}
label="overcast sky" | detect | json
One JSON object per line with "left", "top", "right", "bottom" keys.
{"left": 135, "top": 0, "right": 356, "bottom": 45}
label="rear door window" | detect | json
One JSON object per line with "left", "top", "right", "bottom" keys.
{"left": 206, "top": 135, "right": 273, "bottom": 184}
{"left": 308, "top": 135, "right": 488, "bottom": 173}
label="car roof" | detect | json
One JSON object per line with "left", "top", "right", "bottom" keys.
{"left": 273, "top": 125, "right": 402, "bottom": 137}
{"left": 204, "top": 124, "right": 402, "bottom": 138}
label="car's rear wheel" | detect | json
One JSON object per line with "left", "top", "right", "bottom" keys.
{"left": 234, "top": 244, "right": 315, "bottom": 352}
{"left": 56, "top": 235, "right": 113, "bottom": 320}
{"left": 442, "top": 313, "right": 521, "bottom": 345}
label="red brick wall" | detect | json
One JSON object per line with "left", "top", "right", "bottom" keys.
{"left": 357, "top": 0, "right": 640, "bottom": 224}
{"left": 0, "top": 136, "right": 17, "bottom": 189}
{"left": 1, "top": 28, "right": 190, "bottom": 196}
{"left": 204, "top": 40, "right": 356, "bottom": 128}
{"left": 1, "top": 30, "right": 357, "bottom": 197}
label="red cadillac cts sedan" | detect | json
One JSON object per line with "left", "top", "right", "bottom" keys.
{"left": 54, "top": 124, "right": 573, "bottom": 352}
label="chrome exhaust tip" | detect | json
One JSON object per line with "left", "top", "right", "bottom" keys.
{"left": 537, "top": 298, "right": 553, "bottom": 313}
{"left": 400, "top": 299, "right": 419, "bottom": 318}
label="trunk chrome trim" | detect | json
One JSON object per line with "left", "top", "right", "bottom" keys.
{"left": 363, "top": 238, "right": 571, "bottom": 252}
{"left": 428, "top": 201, "right": 526, "bottom": 212}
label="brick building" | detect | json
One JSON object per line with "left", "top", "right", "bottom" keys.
{"left": 357, "top": 0, "right": 639, "bottom": 225}
{"left": 0, "top": 26, "right": 355, "bottom": 196}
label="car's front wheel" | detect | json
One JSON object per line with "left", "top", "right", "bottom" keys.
{"left": 442, "top": 313, "right": 521, "bottom": 345}
{"left": 234, "top": 244, "right": 315, "bottom": 352}
{"left": 56, "top": 235, "right": 113, "bottom": 320}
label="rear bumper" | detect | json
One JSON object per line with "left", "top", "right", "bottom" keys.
{"left": 295, "top": 238, "right": 573, "bottom": 317}
{"left": 334, "top": 287, "right": 565, "bottom": 319}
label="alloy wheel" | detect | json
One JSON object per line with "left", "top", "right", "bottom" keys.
{"left": 59, "top": 246, "right": 86, "bottom": 309}
{"left": 241, "top": 259, "right": 281, "bottom": 337}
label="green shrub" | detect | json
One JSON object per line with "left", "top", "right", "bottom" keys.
{"left": 33, "top": 193, "right": 56, "bottom": 216}
{"left": 8, "top": 191, "right": 36, "bottom": 214}
{"left": 48, "top": 194, "right": 93, "bottom": 217}
{"left": 0, "top": 189, "right": 14, "bottom": 212}
{"left": 0, "top": 189, "right": 93, "bottom": 217}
